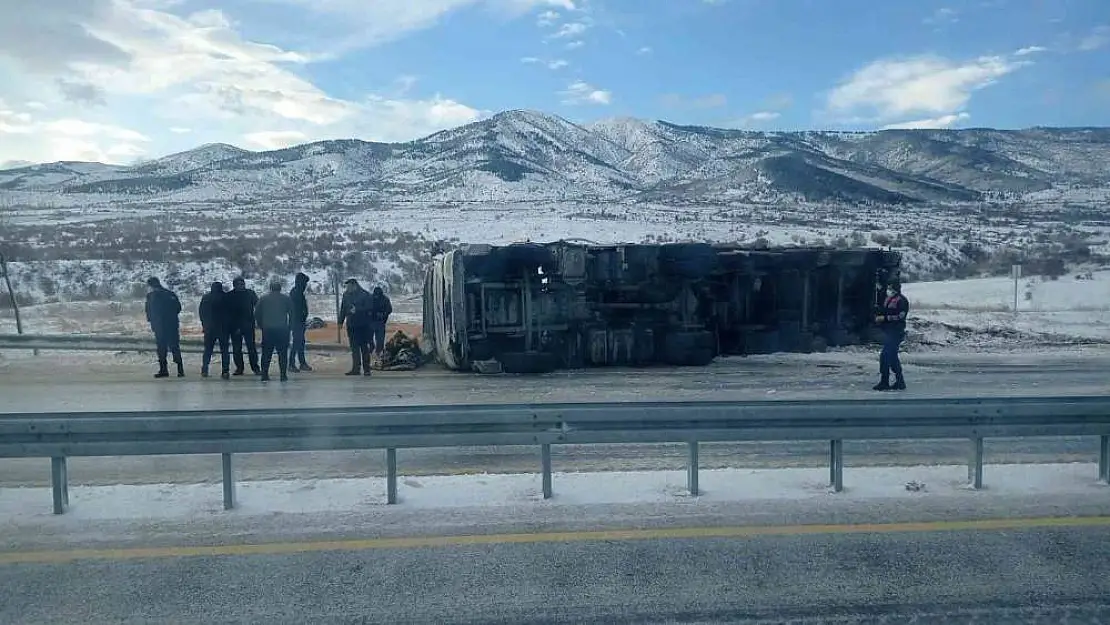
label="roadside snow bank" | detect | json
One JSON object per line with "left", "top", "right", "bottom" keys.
{"left": 0, "top": 463, "right": 1101, "bottom": 523}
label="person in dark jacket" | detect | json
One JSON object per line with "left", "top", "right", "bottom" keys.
{"left": 874, "top": 280, "right": 909, "bottom": 391}
{"left": 369, "top": 286, "right": 393, "bottom": 361}
{"left": 338, "top": 278, "right": 374, "bottom": 376}
{"left": 198, "top": 281, "right": 230, "bottom": 379}
{"left": 255, "top": 279, "right": 293, "bottom": 382}
{"left": 225, "top": 276, "right": 260, "bottom": 375}
{"left": 288, "top": 272, "right": 312, "bottom": 372}
{"left": 144, "top": 277, "right": 184, "bottom": 378}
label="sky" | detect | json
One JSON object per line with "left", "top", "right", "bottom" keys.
{"left": 0, "top": 0, "right": 1108, "bottom": 166}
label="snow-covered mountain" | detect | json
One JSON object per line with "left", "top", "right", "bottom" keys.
{"left": 2, "top": 110, "right": 1109, "bottom": 207}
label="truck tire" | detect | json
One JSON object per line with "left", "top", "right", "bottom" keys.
{"left": 498, "top": 351, "right": 560, "bottom": 374}
{"left": 661, "top": 331, "right": 717, "bottom": 367}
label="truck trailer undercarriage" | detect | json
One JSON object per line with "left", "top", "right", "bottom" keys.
{"left": 422, "top": 241, "right": 901, "bottom": 373}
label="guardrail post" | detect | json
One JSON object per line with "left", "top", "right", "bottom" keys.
{"left": 386, "top": 448, "right": 398, "bottom": 504}
{"left": 968, "top": 437, "right": 984, "bottom": 489}
{"left": 829, "top": 440, "right": 843, "bottom": 492}
{"left": 541, "top": 444, "right": 553, "bottom": 499}
{"left": 222, "top": 453, "right": 236, "bottom": 510}
{"left": 1099, "top": 436, "right": 1109, "bottom": 484}
{"left": 51, "top": 456, "right": 69, "bottom": 515}
{"left": 687, "top": 441, "right": 700, "bottom": 496}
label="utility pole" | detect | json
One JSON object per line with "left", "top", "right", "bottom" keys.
{"left": 0, "top": 252, "right": 28, "bottom": 347}
{"left": 1012, "top": 263, "right": 1022, "bottom": 312}
{"left": 328, "top": 262, "right": 344, "bottom": 344}
{"left": 0, "top": 252, "right": 23, "bottom": 333}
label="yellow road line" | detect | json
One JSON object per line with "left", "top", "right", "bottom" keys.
{"left": 3, "top": 515, "right": 1109, "bottom": 565}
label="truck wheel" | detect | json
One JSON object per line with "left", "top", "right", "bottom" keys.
{"left": 498, "top": 351, "right": 560, "bottom": 374}
{"left": 662, "top": 331, "right": 717, "bottom": 366}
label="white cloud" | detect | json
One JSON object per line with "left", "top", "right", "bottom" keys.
{"left": 43, "top": 119, "right": 150, "bottom": 143}
{"left": 550, "top": 21, "right": 588, "bottom": 39}
{"left": 881, "top": 112, "right": 970, "bottom": 130}
{"left": 565, "top": 40, "right": 585, "bottom": 49}
{"left": 826, "top": 54, "right": 1025, "bottom": 123}
{"left": 733, "top": 111, "right": 780, "bottom": 128}
{"left": 560, "top": 81, "right": 611, "bottom": 105}
{"left": 637, "top": 46, "right": 652, "bottom": 55}
{"left": 256, "top": 0, "right": 574, "bottom": 54}
{"left": 537, "top": 10, "right": 560, "bottom": 26}
{"left": 924, "top": 7, "right": 959, "bottom": 25}
{"left": 0, "top": 108, "right": 152, "bottom": 162}
{"left": 0, "top": 0, "right": 484, "bottom": 164}
{"left": 747, "top": 111, "right": 780, "bottom": 122}
{"left": 244, "top": 130, "right": 310, "bottom": 150}
{"left": 520, "top": 57, "right": 567, "bottom": 69}
{"left": 1079, "top": 25, "right": 1110, "bottom": 51}
{"left": 1014, "top": 45, "right": 1047, "bottom": 56}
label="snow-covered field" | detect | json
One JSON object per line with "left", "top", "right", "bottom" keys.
{"left": 5, "top": 270, "right": 1107, "bottom": 350}
{"left": 906, "top": 270, "right": 1110, "bottom": 344}
{"left": 0, "top": 463, "right": 1102, "bottom": 524}
{"left": 0, "top": 295, "right": 422, "bottom": 336}
{"left": 6, "top": 198, "right": 1105, "bottom": 309}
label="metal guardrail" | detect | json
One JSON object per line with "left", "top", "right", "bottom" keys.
{"left": 3, "top": 396, "right": 1110, "bottom": 515}
{"left": 0, "top": 333, "right": 347, "bottom": 354}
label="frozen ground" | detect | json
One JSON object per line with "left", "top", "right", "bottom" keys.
{"left": 1, "top": 463, "right": 1103, "bottom": 527}
{"left": 904, "top": 270, "right": 1110, "bottom": 345}
{"left": 0, "top": 294, "right": 423, "bottom": 335}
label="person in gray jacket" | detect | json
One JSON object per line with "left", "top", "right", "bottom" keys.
{"left": 254, "top": 279, "right": 293, "bottom": 382}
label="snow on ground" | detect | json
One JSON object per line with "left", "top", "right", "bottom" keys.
{"left": 0, "top": 463, "right": 1102, "bottom": 524}
{"left": 0, "top": 295, "right": 423, "bottom": 336}
{"left": 905, "top": 270, "right": 1110, "bottom": 344}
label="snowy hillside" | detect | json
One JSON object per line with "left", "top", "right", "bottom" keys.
{"left": 2, "top": 111, "right": 1109, "bottom": 208}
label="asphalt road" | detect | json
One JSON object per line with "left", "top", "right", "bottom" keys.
{"left": 4, "top": 517, "right": 1110, "bottom": 624}
{"left": 1, "top": 348, "right": 1107, "bottom": 486}
{"left": 3, "top": 348, "right": 1108, "bottom": 413}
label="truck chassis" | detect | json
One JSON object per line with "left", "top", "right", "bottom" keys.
{"left": 423, "top": 241, "right": 901, "bottom": 373}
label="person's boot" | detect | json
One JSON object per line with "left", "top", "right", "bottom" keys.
{"left": 872, "top": 379, "right": 891, "bottom": 391}
{"left": 289, "top": 364, "right": 300, "bottom": 373}
{"left": 201, "top": 364, "right": 209, "bottom": 378}
{"left": 299, "top": 363, "right": 313, "bottom": 372}
{"left": 176, "top": 361, "right": 185, "bottom": 378}
{"left": 345, "top": 352, "right": 361, "bottom": 376}
{"left": 892, "top": 376, "right": 906, "bottom": 391}
{"left": 220, "top": 371, "right": 230, "bottom": 380}
{"left": 154, "top": 360, "right": 169, "bottom": 379}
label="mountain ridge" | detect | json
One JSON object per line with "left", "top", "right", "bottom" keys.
{"left": 2, "top": 110, "right": 1109, "bottom": 207}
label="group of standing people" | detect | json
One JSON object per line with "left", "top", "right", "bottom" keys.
{"left": 144, "top": 275, "right": 392, "bottom": 382}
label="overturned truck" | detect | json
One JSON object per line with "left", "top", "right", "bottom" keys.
{"left": 423, "top": 241, "right": 901, "bottom": 373}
